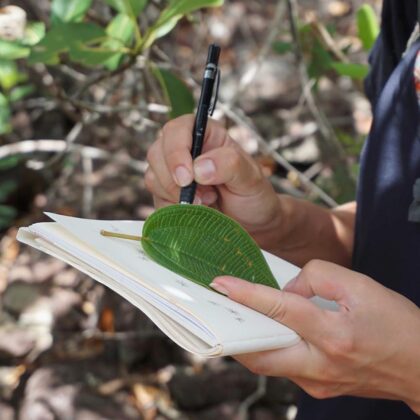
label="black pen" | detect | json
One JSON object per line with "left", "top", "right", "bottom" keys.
{"left": 179, "top": 43, "right": 221, "bottom": 205}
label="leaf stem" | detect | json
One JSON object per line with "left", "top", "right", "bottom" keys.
{"left": 100, "top": 230, "right": 142, "bottom": 241}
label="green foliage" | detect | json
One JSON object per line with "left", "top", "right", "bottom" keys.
{"left": 142, "top": 205, "right": 279, "bottom": 290}
{"left": 0, "top": 92, "right": 11, "bottom": 134}
{"left": 104, "top": 0, "right": 147, "bottom": 17}
{"left": 357, "top": 5, "right": 379, "bottom": 51}
{"left": 0, "top": 40, "right": 30, "bottom": 60}
{"left": 0, "top": 156, "right": 19, "bottom": 230}
{"left": 0, "top": 58, "right": 33, "bottom": 134}
{"left": 142, "top": 0, "right": 224, "bottom": 48}
{"left": 51, "top": 0, "right": 93, "bottom": 23}
{"left": 29, "top": 22, "right": 109, "bottom": 65}
{"left": 0, "top": 0, "right": 224, "bottom": 126}
{"left": 153, "top": 67, "right": 195, "bottom": 118}
{"left": 272, "top": 41, "right": 293, "bottom": 55}
{"left": 273, "top": 4, "right": 379, "bottom": 84}
{"left": 330, "top": 62, "right": 369, "bottom": 80}
{"left": 103, "top": 14, "right": 135, "bottom": 70}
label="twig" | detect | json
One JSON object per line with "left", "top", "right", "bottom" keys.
{"left": 286, "top": 0, "right": 355, "bottom": 191}
{"left": 71, "top": 55, "right": 138, "bottom": 99}
{"left": 228, "top": 0, "right": 287, "bottom": 107}
{"left": 82, "top": 154, "right": 94, "bottom": 218}
{"left": 237, "top": 375, "right": 267, "bottom": 420}
{"left": 219, "top": 102, "right": 338, "bottom": 207}
{"left": 0, "top": 140, "right": 148, "bottom": 173}
{"left": 26, "top": 120, "right": 85, "bottom": 171}
{"left": 310, "top": 21, "right": 348, "bottom": 63}
{"left": 62, "top": 97, "right": 169, "bottom": 115}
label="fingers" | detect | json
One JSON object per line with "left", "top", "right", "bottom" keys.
{"left": 146, "top": 115, "right": 231, "bottom": 202}
{"left": 234, "top": 341, "right": 313, "bottom": 377}
{"left": 145, "top": 167, "right": 218, "bottom": 207}
{"left": 193, "top": 143, "right": 267, "bottom": 196}
{"left": 160, "top": 114, "right": 230, "bottom": 187}
{"left": 210, "top": 276, "right": 333, "bottom": 346}
{"left": 283, "top": 259, "right": 366, "bottom": 307}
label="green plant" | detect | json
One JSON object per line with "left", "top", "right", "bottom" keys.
{"left": 0, "top": 156, "right": 20, "bottom": 229}
{"left": 330, "top": 4, "right": 379, "bottom": 80}
{"left": 0, "top": 0, "right": 224, "bottom": 132}
{"left": 0, "top": 21, "right": 43, "bottom": 134}
{"left": 102, "top": 204, "right": 279, "bottom": 290}
{"left": 272, "top": 4, "right": 379, "bottom": 83}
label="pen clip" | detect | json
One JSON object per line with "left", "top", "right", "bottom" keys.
{"left": 208, "top": 67, "right": 220, "bottom": 116}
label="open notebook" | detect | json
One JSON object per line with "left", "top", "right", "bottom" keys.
{"left": 17, "top": 213, "right": 334, "bottom": 357}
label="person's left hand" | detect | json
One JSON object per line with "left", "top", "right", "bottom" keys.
{"left": 210, "top": 260, "right": 420, "bottom": 414}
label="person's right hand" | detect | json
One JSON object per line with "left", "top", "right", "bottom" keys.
{"left": 145, "top": 114, "right": 284, "bottom": 250}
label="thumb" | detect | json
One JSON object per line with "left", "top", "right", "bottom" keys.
{"left": 210, "top": 276, "right": 331, "bottom": 345}
{"left": 283, "top": 259, "right": 360, "bottom": 308}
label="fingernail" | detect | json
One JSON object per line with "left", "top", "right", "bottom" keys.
{"left": 283, "top": 276, "right": 297, "bottom": 291}
{"left": 174, "top": 166, "right": 192, "bottom": 187}
{"left": 201, "top": 190, "right": 218, "bottom": 205}
{"left": 193, "top": 195, "right": 202, "bottom": 205}
{"left": 210, "top": 281, "right": 229, "bottom": 296}
{"left": 194, "top": 159, "right": 215, "bottom": 182}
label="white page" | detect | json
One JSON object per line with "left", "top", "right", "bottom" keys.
{"left": 38, "top": 213, "right": 301, "bottom": 350}
{"left": 17, "top": 228, "right": 221, "bottom": 356}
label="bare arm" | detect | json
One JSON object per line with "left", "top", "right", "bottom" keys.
{"left": 257, "top": 197, "right": 356, "bottom": 267}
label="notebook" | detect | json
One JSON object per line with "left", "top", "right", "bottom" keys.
{"left": 17, "top": 212, "right": 334, "bottom": 357}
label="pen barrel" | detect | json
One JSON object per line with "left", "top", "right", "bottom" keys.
{"left": 179, "top": 44, "right": 220, "bottom": 205}
{"left": 191, "top": 106, "right": 209, "bottom": 158}
{"left": 179, "top": 181, "right": 197, "bottom": 204}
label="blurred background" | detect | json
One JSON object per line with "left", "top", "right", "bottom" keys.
{"left": 0, "top": 0, "right": 380, "bottom": 419}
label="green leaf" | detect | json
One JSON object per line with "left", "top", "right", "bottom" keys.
{"left": 9, "top": 84, "right": 35, "bottom": 102}
{"left": 357, "top": 5, "right": 379, "bottom": 51}
{"left": 0, "top": 93, "right": 11, "bottom": 135}
{"left": 0, "top": 59, "right": 27, "bottom": 91}
{"left": 0, "top": 204, "right": 17, "bottom": 221}
{"left": 145, "top": 0, "right": 223, "bottom": 48}
{"left": 307, "top": 39, "right": 333, "bottom": 82}
{"left": 0, "top": 40, "right": 30, "bottom": 60}
{"left": 104, "top": 0, "right": 147, "bottom": 17}
{"left": 22, "top": 22, "right": 46, "bottom": 46}
{"left": 29, "top": 23, "right": 107, "bottom": 65}
{"left": 102, "top": 13, "right": 135, "bottom": 70}
{"left": 69, "top": 44, "right": 121, "bottom": 67}
{"left": 152, "top": 67, "right": 194, "bottom": 118}
{"left": 331, "top": 62, "right": 369, "bottom": 80}
{"left": 141, "top": 205, "right": 279, "bottom": 290}
{"left": 272, "top": 41, "right": 293, "bottom": 55}
{"left": 0, "top": 156, "right": 20, "bottom": 170}
{"left": 0, "top": 180, "right": 17, "bottom": 202}
{"left": 51, "top": 0, "right": 93, "bottom": 23}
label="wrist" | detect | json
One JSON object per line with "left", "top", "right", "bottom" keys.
{"left": 380, "top": 304, "right": 420, "bottom": 413}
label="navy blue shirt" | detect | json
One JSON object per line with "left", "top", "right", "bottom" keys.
{"left": 297, "top": 2, "right": 420, "bottom": 419}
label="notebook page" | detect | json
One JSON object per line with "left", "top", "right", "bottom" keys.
{"left": 17, "top": 228, "right": 221, "bottom": 356}
{"left": 43, "top": 213, "right": 300, "bottom": 348}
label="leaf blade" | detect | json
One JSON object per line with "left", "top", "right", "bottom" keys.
{"left": 51, "top": 0, "right": 93, "bottom": 23}
{"left": 356, "top": 4, "right": 379, "bottom": 51}
{"left": 104, "top": 0, "right": 147, "bottom": 17}
{"left": 142, "top": 205, "right": 279, "bottom": 290}
{"left": 152, "top": 67, "right": 195, "bottom": 118}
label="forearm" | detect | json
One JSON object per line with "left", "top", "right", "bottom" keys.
{"left": 251, "top": 195, "right": 356, "bottom": 267}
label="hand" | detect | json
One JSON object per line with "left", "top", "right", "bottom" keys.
{"left": 145, "top": 115, "right": 284, "bottom": 249}
{"left": 210, "top": 260, "right": 420, "bottom": 413}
